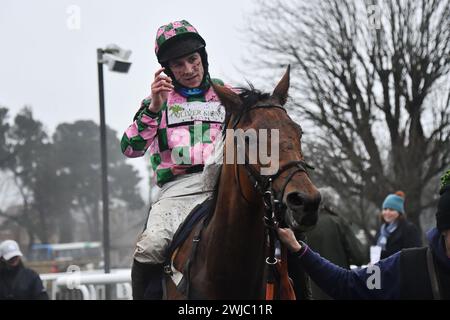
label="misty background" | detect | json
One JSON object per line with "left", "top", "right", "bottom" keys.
{"left": 1, "top": 0, "right": 449, "bottom": 270}
{"left": 0, "top": 0, "right": 256, "bottom": 205}
{"left": 0, "top": 0, "right": 259, "bottom": 267}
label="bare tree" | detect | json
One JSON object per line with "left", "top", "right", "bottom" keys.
{"left": 0, "top": 107, "right": 10, "bottom": 168}
{"left": 246, "top": 0, "right": 450, "bottom": 238}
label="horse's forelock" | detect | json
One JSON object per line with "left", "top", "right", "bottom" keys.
{"left": 237, "top": 86, "right": 271, "bottom": 112}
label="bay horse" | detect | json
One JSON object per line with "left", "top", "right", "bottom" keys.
{"left": 164, "top": 66, "right": 321, "bottom": 299}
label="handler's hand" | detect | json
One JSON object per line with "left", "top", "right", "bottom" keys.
{"left": 276, "top": 227, "right": 302, "bottom": 253}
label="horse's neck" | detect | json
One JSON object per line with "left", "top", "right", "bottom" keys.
{"left": 201, "top": 164, "right": 267, "bottom": 298}
{"left": 210, "top": 163, "right": 265, "bottom": 238}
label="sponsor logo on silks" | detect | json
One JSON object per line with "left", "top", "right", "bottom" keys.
{"left": 167, "top": 101, "right": 225, "bottom": 125}
{"left": 169, "top": 104, "right": 185, "bottom": 117}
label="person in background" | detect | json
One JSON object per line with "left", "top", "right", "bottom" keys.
{"left": 277, "top": 170, "right": 450, "bottom": 300}
{"left": 304, "top": 187, "right": 367, "bottom": 299}
{"left": 0, "top": 240, "right": 49, "bottom": 300}
{"left": 374, "top": 191, "right": 421, "bottom": 259}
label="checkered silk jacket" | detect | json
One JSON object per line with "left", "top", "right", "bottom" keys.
{"left": 121, "top": 79, "right": 226, "bottom": 187}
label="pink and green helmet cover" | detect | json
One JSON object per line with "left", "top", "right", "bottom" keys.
{"left": 155, "top": 20, "right": 202, "bottom": 56}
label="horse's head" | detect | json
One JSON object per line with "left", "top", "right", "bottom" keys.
{"left": 212, "top": 66, "right": 321, "bottom": 232}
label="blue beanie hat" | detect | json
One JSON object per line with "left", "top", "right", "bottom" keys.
{"left": 382, "top": 194, "right": 405, "bottom": 214}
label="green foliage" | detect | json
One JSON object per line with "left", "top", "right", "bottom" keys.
{"left": 441, "top": 170, "right": 450, "bottom": 189}
{"left": 52, "top": 120, "right": 145, "bottom": 240}
{"left": 1, "top": 110, "right": 145, "bottom": 243}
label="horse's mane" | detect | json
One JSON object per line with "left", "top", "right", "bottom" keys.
{"left": 237, "top": 84, "right": 271, "bottom": 112}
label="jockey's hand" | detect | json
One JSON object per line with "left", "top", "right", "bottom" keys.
{"left": 276, "top": 227, "right": 302, "bottom": 253}
{"left": 149, "top": 67, "right": 174, "bottom": 113}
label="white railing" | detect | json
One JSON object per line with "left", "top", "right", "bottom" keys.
{"left": 40, "top": 268, "right": 132, "bottom": 300}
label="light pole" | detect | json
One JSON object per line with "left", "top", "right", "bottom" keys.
{"left": 97, "top": 44, "right": 131, "bottom": 299}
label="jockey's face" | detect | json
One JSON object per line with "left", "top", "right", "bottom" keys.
{"left": 382, "top": 208, "right": 400, "bottom": 223}
{"left": 168, "top": 52, "right": 204, "bottom": 88}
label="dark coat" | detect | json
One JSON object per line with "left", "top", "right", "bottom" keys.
{"left": 375, "top": 218, "right": 422, "bottom": 259}
{"left": 0, "top": 262, "right": 49, "bottom": 300}
{"left": 304, "top": 208, "right": 367, "bottom": 299}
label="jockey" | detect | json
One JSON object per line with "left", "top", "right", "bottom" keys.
{"left": 121, "top": 20, "right": 227, "bottom": 299}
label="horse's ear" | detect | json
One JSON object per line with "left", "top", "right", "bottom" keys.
{"left": 272, "top": 65, "right": 290, "bottom": 106}
{"left": 211, "top": 82, "right": 242, "bottom": 114}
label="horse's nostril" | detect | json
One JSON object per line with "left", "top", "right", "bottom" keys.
{"left": 286, "top": 192, "right": 304, "bottom": 208}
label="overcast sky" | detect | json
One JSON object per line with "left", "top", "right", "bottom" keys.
{"left": 0, "top": 0, "right": 258, "bottom": 201}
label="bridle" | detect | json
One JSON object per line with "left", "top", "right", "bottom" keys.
{"left": 227, "top": 102, "right": 314, "bottom": 267}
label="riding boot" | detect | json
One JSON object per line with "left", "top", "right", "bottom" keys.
{"left": 143, "top": 263, "right": 164, "bottom": 300}
{"left": 131, "top": 259, "right": 164, "bottom": 300}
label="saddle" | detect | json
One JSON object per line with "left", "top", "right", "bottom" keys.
{"left": 162, "top": 197, "right": 214, "bottom": 299}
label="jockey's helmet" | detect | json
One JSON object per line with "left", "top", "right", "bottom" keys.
{"left": 154, "top": 20, "right": 209, "bottom": 92}
{"left": 155, "top": 20, "right": 206, "bottom": 64}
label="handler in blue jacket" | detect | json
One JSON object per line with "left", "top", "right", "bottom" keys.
{"left": 278, "top": 170, "right": 450, "bottom": 300}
